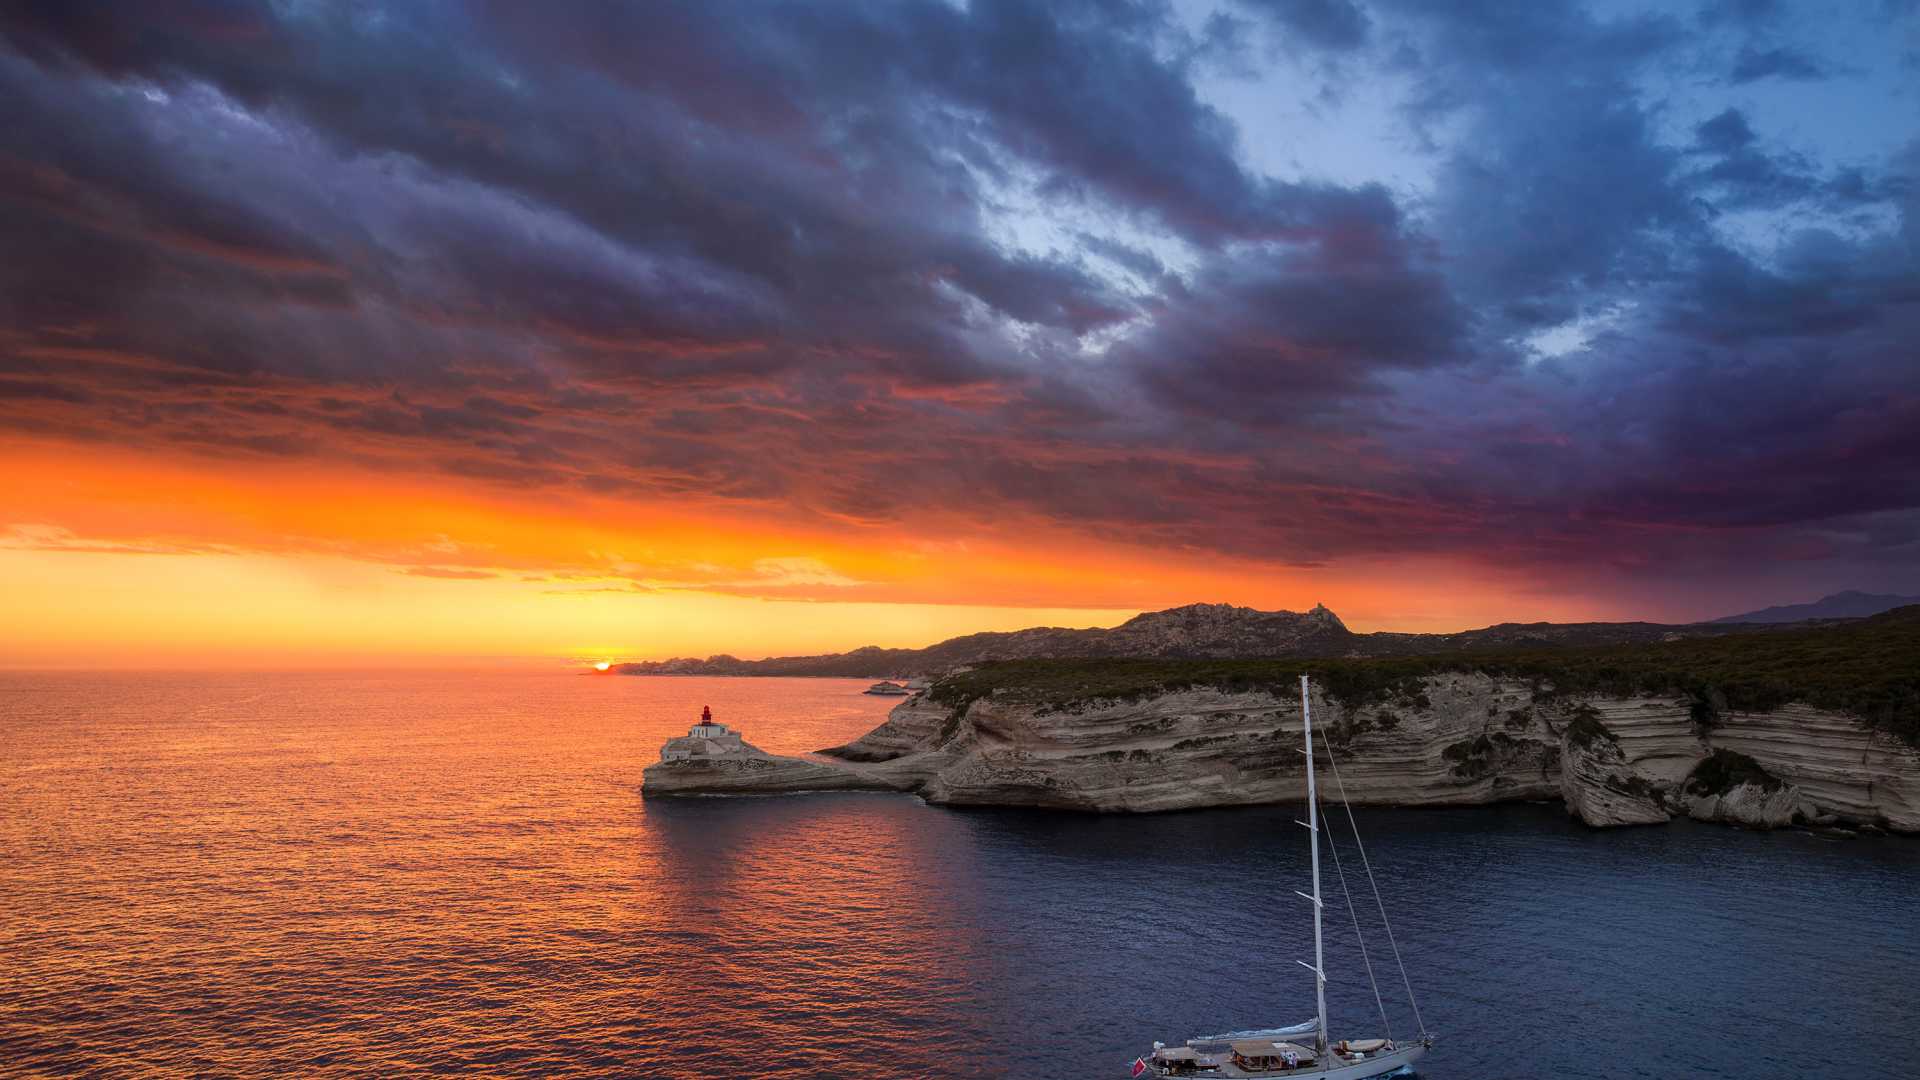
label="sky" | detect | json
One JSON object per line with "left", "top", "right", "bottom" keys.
{"left": 2, "top": 0, "right": 1917, "bottom": 667}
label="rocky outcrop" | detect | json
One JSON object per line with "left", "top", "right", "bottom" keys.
{"left": 1683, "top": 782, "right": 1803, "bottom": 828}
{"left": 648, "top": 674, "right": 1920, "bottom": 833}
{"left": 642, "top": 739, "right": 911, "bottom": 796}
{"left": 1557, "top": 712, "right": 1670, "bottom": 827}
{"left": 1670, "top": 748, "right": 1804, "bottom": 828}
{"left": 819, "top": 694, "right": 956, "bottom": 761}
{"left": 1701, "top": 707, "right": 1918, "bottom": 829}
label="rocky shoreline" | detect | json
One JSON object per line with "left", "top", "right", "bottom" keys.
{"left": 643, "top": 673, "right": 1920, "bottom": 832}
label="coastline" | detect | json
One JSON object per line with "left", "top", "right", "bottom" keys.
{"left": 645, "top": 674, "right": 1920, "bottom": 833}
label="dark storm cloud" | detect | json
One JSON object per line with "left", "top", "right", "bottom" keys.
{"left": 1, "top": 0, "right": 1917, "bottom": 598}
{"left": 1696, "top": 107, "right": 1759, "bottom": 153}
{"left": 1729, "top": 43, "right": 1833, "bottom": 83}
{"left": 1687, "top": 107, "right": 1826, "bottom": 209}
{"left": 0, "top": 1, "right": 1138, "bottom": 383}
{"left": 1392, "top": 0, "right": 1696, "bottom": 329}
{"left": 1699, "top": 0, "right": 1784, "bottom": 24}
{"left": 1123, "top": 210, "right": 1467, "bottom": 425}
{"left": 1231, "top": 0, "right": 1372, "bottom": 51}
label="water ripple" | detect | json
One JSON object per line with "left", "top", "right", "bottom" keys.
{"left": 2, "top": 671, "right": 1916, "bottom": 1078}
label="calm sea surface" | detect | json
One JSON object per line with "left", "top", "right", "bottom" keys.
{"left": 2, "top": 671, "right": 1916, "bottom": 1079}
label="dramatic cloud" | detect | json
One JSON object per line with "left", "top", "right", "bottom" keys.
{"left": 1232, "top": 0, "right": 1373, "bottom": 52}
{"left": 1, "top": 0, "right": 1916, "bottom": 618}
{"left": 1729, "top": 44, "right": 1833, "bottom": 83}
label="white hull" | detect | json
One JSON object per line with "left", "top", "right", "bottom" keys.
{"left": 1147, "top": 1042, "right": 1422, "bottom": 1078}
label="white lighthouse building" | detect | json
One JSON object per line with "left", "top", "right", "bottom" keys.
{"left": 658, "top": 708, "right": 745, "bottom": 761}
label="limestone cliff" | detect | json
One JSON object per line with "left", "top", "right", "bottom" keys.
{"left": 647, "top": 674, "right": 1920, "bottom": 833}
{"left": 1557, "top": 708, "right": 1671, "bottom": 827}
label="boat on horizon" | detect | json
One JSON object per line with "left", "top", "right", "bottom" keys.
{"left": 1132, "top": 675, "right": 1432, "bottom": 1078}
{"left": 863, "top": 680, "right": 912, "bottom": 696}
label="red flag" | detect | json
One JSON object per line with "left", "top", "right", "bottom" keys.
{"left": 1131, "top": 1056, "right": 1149, "bottom": 1078}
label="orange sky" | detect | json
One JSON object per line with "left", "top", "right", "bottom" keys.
{"left": 0, "top": 436, "right": 1610, "bottom": 669}
{"left": 3, "top": 4, "right": 1913, "bottom": 669}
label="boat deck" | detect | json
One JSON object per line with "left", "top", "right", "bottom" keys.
{"left": 1146, "top": 1040, "right": 1422, "bottom": 1079}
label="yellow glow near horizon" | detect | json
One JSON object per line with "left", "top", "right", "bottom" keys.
{"left": 0, "top": 544, "right": 1150, "bottom": 669}
{"left": 0, "top": 437, "right": 1620, "bottom": 668}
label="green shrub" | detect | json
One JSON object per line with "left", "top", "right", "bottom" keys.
{"left": 1686, "top": 749, "right": 1783, "bottom": 796}
{"left": 1441, "top": 733, "right": 1516, "bottom": 779}
{"left": 1688, "top": 684, "right": 1728, "bottom": 730}
{"left": 1564, "top": 705, "right": 1617, "bottom": 752}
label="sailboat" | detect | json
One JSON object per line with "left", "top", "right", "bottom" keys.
{"left": 1132, "top": 676, "right": 1433, "bottom": 1078}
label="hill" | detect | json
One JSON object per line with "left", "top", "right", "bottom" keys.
{"left": 1711, "top": 590, "right": 1920, "bottom": 624}
{"left": 612, "top": 600, "right": 1805, "bottom": 678}
{"left": 613, "top": 602, "right": 1355, "bottom": 676}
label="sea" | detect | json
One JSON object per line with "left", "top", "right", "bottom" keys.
{"left": 2, "top": 670, "right": 1916, "bottom": 1079}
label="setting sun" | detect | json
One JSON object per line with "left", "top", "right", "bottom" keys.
{"left": 2, "top": 5, "right": 1915, "bottom": 1080}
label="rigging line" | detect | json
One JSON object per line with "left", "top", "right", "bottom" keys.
{"left": 1318, "top": 776, "right": 1393, "bottom": 1042}
{"left": 1323, "top": 736, "right": 1427, "bottom": 1038}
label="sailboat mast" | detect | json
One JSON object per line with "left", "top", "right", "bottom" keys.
{"left": 1302, "top": 674, "right": 1329, "bottom": 1057}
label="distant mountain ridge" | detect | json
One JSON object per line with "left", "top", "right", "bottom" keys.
{"left": 611, "top": 599, "right": 1855, "bottom": 678}
{"left": 1710, "top": 590, "right": 1920, "bottom": 624}
{"left": 615, "top": 602, "right": 1352, "bottom": 677}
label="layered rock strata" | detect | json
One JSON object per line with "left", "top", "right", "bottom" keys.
{"left": 1558, "top": 718, "right": 1671, "bottom": 827}
{"left": 644, "top": 675, "right": 1920, "bottom": 832}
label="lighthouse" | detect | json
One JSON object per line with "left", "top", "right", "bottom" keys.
{"left": 659, "top": 707, "right": 745, "bottom": 761}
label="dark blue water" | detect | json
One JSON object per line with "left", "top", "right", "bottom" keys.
{"left": 3, "top": 672, "right": 1916, "bottom": 1078}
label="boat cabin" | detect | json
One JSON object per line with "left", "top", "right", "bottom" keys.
{"left": 1149, "top": 1046, "right": 1215, "bottom": 1074}
{"left": 1229, "top": 1041, "right": 1316, "bottom": 1072}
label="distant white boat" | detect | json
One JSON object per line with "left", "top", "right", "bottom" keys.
{"left": 1132, "top": 675, "right": 1432, "bottom": 1078}
{"left": 863, "top": 681, "right": 911, "bottom": 696}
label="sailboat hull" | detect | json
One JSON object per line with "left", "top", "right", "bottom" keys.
{"left": 1149, "top": 1043, "right": 1423, "bottom": 1078}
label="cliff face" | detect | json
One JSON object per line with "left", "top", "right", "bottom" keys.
{"left": 1557, "top": 715, "right": 1671, "bottom": 827}
{"left": 643, "top": 608, "right": 1920, "bottom": 830}
{"left": 794, "top": 675, "right": 1919, "bottom": 831}
{"left": 895, "top": 675, "right": 1568, "bottom": 813}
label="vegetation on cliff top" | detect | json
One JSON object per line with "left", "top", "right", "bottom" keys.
{"left": 928, "top": 606, "right": 1920, "bottom": 748}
